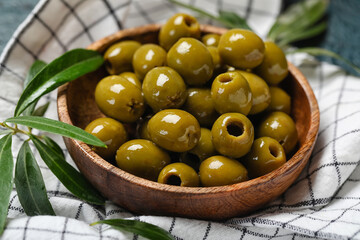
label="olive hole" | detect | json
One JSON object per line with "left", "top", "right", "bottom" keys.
{"left": 269, "top": 145, "right": 279, "bottom": 158}
{"left": 166, "top": 175, "right": 182, "bottom": 186}
{"left": 184, "top": 17, "right": 196, "bottom": 28}
{"left": 219, "top": 75, "right": 232, "bottom": 83}
{"left": 227, "top": 122, "right": 244, "bottom": 137}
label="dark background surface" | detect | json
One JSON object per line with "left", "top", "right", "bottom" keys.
{"left": 0, "top": 0, "right": 359, "bottom": 75}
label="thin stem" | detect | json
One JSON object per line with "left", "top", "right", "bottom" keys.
{"left": 0, "top": 121, "right": 31, "bottom": 136}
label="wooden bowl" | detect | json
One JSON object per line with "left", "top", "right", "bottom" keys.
{"left": 57, "top": 24, "right": 319, "bottom": 220}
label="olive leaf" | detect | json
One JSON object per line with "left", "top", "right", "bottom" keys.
{"left": 14, "top": 49, "right": 104, "bottom": 117}
{"left": 14, "top": 141, "right": 55, "bottom": 216}
{"left": 42, "top": 135, "right": 65, "bottom": 159}
{"left": 286, "top": 47, "right": 360, "bottom": 75}
{"left": 91, "top": 219, "right": 175, "bottom": 240}
{"left": 5, "top": 116, "right": 106, "bottom": 147}
{"left": 0, "top": 134, "right": 13, "bottom": 235}
{"left": 277, "top": 21, "right": 327, "bottom": 47}
{"left": 267, "top": 0, "right": 328, "bottom": 42}
{"left": 32, "top": 102, "right": 50, "bottom": 117}
{"left": 218, "top": 10, "right": 251, "bottom": 30}
{"left": 31, "top": 136, "right": 105, "bottom": 205}
{"left": 23, "top": 60, "right": 47, "bottom": 116}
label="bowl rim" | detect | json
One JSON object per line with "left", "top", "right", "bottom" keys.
{"left": 57, "top": 24, "right": 320, "bottom": 195}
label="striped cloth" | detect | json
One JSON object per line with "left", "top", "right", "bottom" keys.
{"left": 1, "top": 1, "right": 360, "bottom": 239}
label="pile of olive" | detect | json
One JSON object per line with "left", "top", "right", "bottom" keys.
{"left": 85, "top": 13, "right": 298, "bottom": 187}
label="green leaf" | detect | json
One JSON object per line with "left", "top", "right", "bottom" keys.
{"left": 91, "top": 219, "right": 174, "bottom": 240}
{"left": 14, "top": 141, "right": 55, "bottom": 216}
{"left": 0, "top": 130, "right": 13, "bottom": 136}
{"left": 23, "top": 60, "right": 47, "bottom": 116}
{"left": 0, "top": 134, "right": 13, "bottom": 235}
{"left": 31, "top": 136, "right": 105, "bottom": 205}
{"left": 42, "top": 135, "right": 65, "bottom": 159}
{"left": 218, "top": 10, "right": 251, "bottom": 30}
{"left": 268, "top": 0, "right": 328, "bottom": 41}
{"left": 31, "top": 102, "right": 50, "bottom": 117}
{"left": 286, "top": 47, "right": 360, "bottom": 75}
{"left": 5, "top": 116, "right": 106, "bottom": 147}
{"left": 277, "top": 21, "right": 327, "bottom": 47}
{"left": 14, "top": 49, "right": 104, "bottom": 117}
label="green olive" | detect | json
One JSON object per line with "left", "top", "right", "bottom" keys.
{"left": 132, "top": 44, "right": 167, "bottom": 80}
{"left": 244, "top": 137, "right": 286, "bottom": 178}
{"left": 167, "top": 38, "right": 214, "bottom": 86}
{"left": 211, "top": 113, "right": 254, "bottom": 158}
{"left": 267, "top": 87, "right": 291, "bottom": 115}
{"left": 148, "top": 109, "right": 201, "bottom": 152}
{"left": 159, "top": 13, "right": 201, "bottom": 51}
{"left": 199, "top": 155, "right": 248, "bottom": 187}
{"left": 218, "top": 29, "right": 265, "bottom": 69}
{"left": 183, "top": 88, "right": 218, "bottom": 127}
{"left": 189, "top": 128, "right": 216, "bottom": 161}
{"left": 211, "top": 71, "right": 252, "bottom": 115}
{"left": 257, "top": 111, "right": 298, "bottom": 154}
{"left": 142, "top": 66, "right": 187, "bottom": 112}
{"left": 158, "top": 163, "right": 199, "bottom": 187}
{"left": 85, "top": 117, "right": 127, "bottom": 160}
{"left": 202, "top": 33, "right": 220, "bottom": 47}
{"left": 116, "top": 139, "right": 171, "bottom": 181}
{"left": 104, "top": 40, "right": 141, "bottom": 74}
{"left": 254, "top": 41, "right": 288, "bottom": 85}
{"left": 236, "top": 70, "right": 271, "bottom": 115}
{"left": 207, "top": 46, "right": 223, "bottom": 70}
{"left": 118, "top": 72, "right": 141, "bottom": 88}
{"left": 95, "top": 75, "right": 145, "bottom": 123}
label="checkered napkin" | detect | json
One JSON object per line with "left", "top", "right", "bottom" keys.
{"left": 1, "top": 0, "right": 360, "bottom": 239}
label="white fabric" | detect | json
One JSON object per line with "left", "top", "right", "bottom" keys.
{"left": 1, "top": 0, "right": 360, "bottom": 239}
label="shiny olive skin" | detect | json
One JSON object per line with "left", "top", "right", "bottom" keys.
{"left": 95, "top": 75, "right": 145, "bottom": 123}
{"left": 207, "top": 46, "right": 222, "bottom": 70}
{"left": 183, "top": 88, "right": 218, "bottom": 127}
{"left": 159, "top": 13, "right": 201, "bottom": 51}
{"left": 254, "top": 41, "right": 288, "bottom": 85}
{"left": 116, "top": 139, "right": 171, "bottom": 181}
{"left": 118, "top": 72, "right": 141, "bottom": 88}
{"left": 245, "top": 137, "right": 286, "bottom": 178}
{"left": 202, "top": 33, "right": 220, "bottom": 47}
{"left": 85, "top": 118, "right": 127, "bottom": 160}
{"left": 236, "top": 70, "right": 271, "bottom": 115}
{"left": 158, "top": 163, "right": 199, "bottom": 187}
{"left": 104, "top": 41, "right": 141, "bottom": 75}
{"left": 211, "top": 71, "right": 253, "bottom": 115}
{"left": 267, "top": 87, "right": 291, "bottom": 115}
{"left": 142, "top": 67, "right": 187, "bottom": 112}
{"left": 218, "top": 29, "right": 265, "bottom": 69}
{"left": 167, "top": 38, "right": 214, "bottom": 86}
{"left": 199, "top": 155, "right": 248, "bottom": 187}
{"left": 132, "top": 44, "right": 167, "bottom": 80}
{"left": 211, "top": 113, "right": 254, "bottom": 158}
{"left": 189, "top": 128, "right": 216, "bottom": 161}
{"left": 257, "top": 111, "right": 298, "bottom": 154}
{"left": 148, "top": 109, "right": 201, "bottom": 152}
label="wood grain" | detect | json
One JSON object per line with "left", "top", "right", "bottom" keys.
{"left": 57, "top": 24, "right": 320, "bottom": 220}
